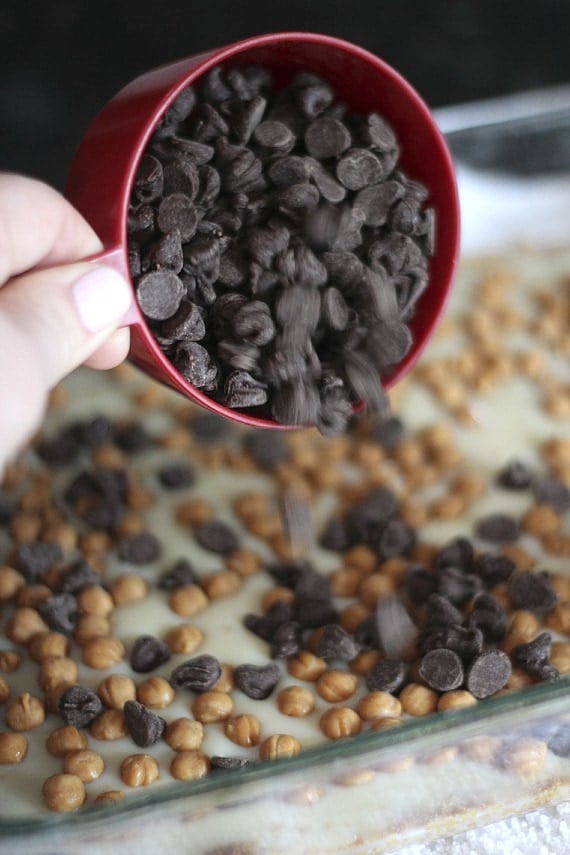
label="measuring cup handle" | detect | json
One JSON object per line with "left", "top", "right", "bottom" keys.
{"left": 87, "top": 246, "right": 141, "bottom": 327}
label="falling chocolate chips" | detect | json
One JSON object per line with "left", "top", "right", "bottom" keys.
{"left": 128, "top": 65, "right": 436, "bottom": 432}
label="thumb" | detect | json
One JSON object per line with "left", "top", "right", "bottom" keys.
{"left": 0, "top": 262, "right": 133, "bottom": 465}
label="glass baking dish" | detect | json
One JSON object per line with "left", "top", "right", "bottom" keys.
{"left": 1, "top": 87, "right": 570, "bottom": 855}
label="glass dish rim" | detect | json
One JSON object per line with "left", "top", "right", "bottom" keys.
{"left": 2, "top": 675, "right": 569, "bottom": 838}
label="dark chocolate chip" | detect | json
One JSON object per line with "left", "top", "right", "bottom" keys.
{"left": 137, "top": 270, "right": 185, "bottom": 321}
{"left": 270, "top": 621, "right": 303, "bottom": 659}
{"left": 365, "top": 658, "right": 408, "bottom": 694}
{"left": 117, "top": 532, "right": 161, "bottom": 564}
{"left": 336, "top": 148, "right": 383, "bottom": 191}
{"left": 195, "top": 519, "right": 240, "bottom": 555}
{"left": 58, "top": 686, "right": 103, "bottom": 727}
{"left": 508, "top": 570, "right": 557, "bottom": 615}
{"left": 210, "top": 756, "right": 254, "bottom": 772}
{"left": 244, "top": 601, "right": 294, "bottom": 642}
{"left": 124, "top": 700, "right": 166, "bottom": 747}
{"left": 173, "top": 342, "right": 219, "bottom": 390}
{"left": 533, "top": 476, "right": 570, "bottom": 512}
{"left": 474, "top": 553, "right": 516, "bottom": 588}
{"left": 234, "top": 663, "right": 281, "bottom": 700}
{"left": 224, "top": 370, "right": 268, "bottom": 409}
{"left": 158, "top": 559, "right": 197, "bottom": 591}
{"left": 376, "top": 519, "right": 416, "bottom": 559}
{"left": 304, "top": 116, "right": 351, "bottom": 159}
{"left": 58, "top": 559, "right": 102, "bottom": 594}
{"left": 170, "top": 654, "right": 222, "bottom": 692}
{"left": 496, "top": 459, "right": 533, "bottom": 490}
{"left": 37, "top": 592, "right": 77, "bottom": 635}
{"left": 466, "top": 649, "right": 512, "bottom": 699}
{"left": 157, "top": 460, "right": 196, "bottom": 488}
{"left": 435, "top": 537, "right": 475, "bottom": 572}
{"left": 475, "top": 513, "right": 520, "bottom": 544}
{"left": 314, "top": 624, "right": 360, "bottom": 661}
{"left": 17, "top": 541, "right": 64, "bottom": 582}
{"left": 465, "top": 594, "right": 509, "bottom": 643}
{"left": 420, "top": 648, "right": 464, "bottom": 692}
{"left": 437, "top": 566, "right": 483, "bottom": 607}
{"left": 130, "top": 635, "right": 172, "bottom": 673}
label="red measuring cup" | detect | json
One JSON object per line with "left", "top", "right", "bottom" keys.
{"left": 66, "top": 31, "right": 460, "bottom": 429}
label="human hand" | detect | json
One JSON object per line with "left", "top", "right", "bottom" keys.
{"left": 0, "top": 173, "right": 133, "bottom": 473}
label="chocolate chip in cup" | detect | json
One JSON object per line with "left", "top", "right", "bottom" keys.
{"left": 66, "top": 32, "right": 459, "bottom": 432}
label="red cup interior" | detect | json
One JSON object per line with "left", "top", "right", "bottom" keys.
{"left": 66, "top": 32, "right": 460, "bottom": 429}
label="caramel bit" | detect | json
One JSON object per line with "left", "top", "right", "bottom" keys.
{"left": 319, "top": 708, "right": 361, "bottom": 740}
{"left": 170, "top": 749, "right": 211, "bottom": 781}
{"left": 46, "top": 726, "right": 88, "bottom": 758}
{"left": 165, "top": 718, "right": 204, "bottom": 752}
{"left": 0, "top": 732, "right": 28, "bottom": 764}
{"left": 5, "top": 692, "right": 45, "bottom": 731}
{"left": 224, "top": 714, "right": 262, "bottom": 747}
{"left": 42, "top": 774, "right": 86, "bottom": 812}
{"left": 120, "top": 753, "right": 159, "bottom": 788}
{"left": 259, "top": 733, "right": 301, "bottom": 760}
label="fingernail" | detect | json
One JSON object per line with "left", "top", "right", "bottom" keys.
{"left": 72, "top": 266, "right": 133, "bottom": 333}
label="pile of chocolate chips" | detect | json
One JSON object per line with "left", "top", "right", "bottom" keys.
{"left": 128, "top": 65, "right": 435, "bottom": 433}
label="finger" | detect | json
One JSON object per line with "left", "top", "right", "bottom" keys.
{"left": 0, "top": 173, "right": 101, "bottom": 285}
{"left": 0, "top": 263, "right": 132, "bottom": 466}
{"left": 84, "top": 327, "right": 131, "bottom": 370}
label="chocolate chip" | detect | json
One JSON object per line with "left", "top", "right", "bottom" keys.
{"left": 58, "top": 686, "right": 103, "bottom": 727}
{"left": 466, "top": 649, "right": 511, "bottom": 699}
{"left": 224, "top": 370, "right": 268, "bottom": 409}
{"left": 133, "top": 154, "right": 164, "bottom": 205}
{"left": 136, "top": 270, "right": 185, "bottom": 320}
{"left": 124, "top": 700, "right": 166, "bottom": 747}
{"left": 170, "top": 654, "right": 222, "bottom": 692}
{"left": 158, "top": 559, "right": 197, "bottom": 590}
{"left": 195, "top": 520, "right": 240, "bottom": 555}
{"left": 58, "top": 559, "right": 102, "bottom": 594}
{"left": 435, "top": 537, "right": 475, "bottom": 572}
{"left": 437, "top": 566, "right": 483, "bottom": 607}
{"left": 496, "top": 459, "right": 533, "bottom": 490}
{"left": 130, "top": 635, "right": 172, "bottom": 673}
{"left": 475, "top": 513, "right": 520, "bottom": 544}
{"left": 509, "top": 570, "right": 557, "bottom": 614}
{"left": 533, "top": 476, "right": 570, "bottom": 512}
{"left": 17, "top": 541, "right": 63, "bottom": 582}
{"left": 511, "top": 631, "right": 552, "bottom": 675}
{"left": 161, "top": 301, "right": 206, "bottom": 343}
{"left": 420, "top": 648, "right": 464, "bottom": 692}
{"left": 37, "top": 592, "right": 77, "bottom": 635}
{"left": 117, "top": 532, "right": 161, "bottom": 564}
{"left": 465, "top": 594, "right": 508, "bottom": 643}
{"left": 474, "top": 553, "right": 516, "bottom": 587}
{"left": 210, "top": 756, "right": 254, "bottom": 772}
{"left": 173, "top": 342, "right": 219, "bottom": 390}
{"left": 270, "top": 621, "right": 303, "bottom": 659}
{"left": 314, "top": 624, "right": 360, "bottom": 661}
{"left": 365, "top": 658, "right": 408, "bottom": 694}
{"left": 157, "top": 460, "right": 196, "bottom": 488}
{"left": 244, "top": 601, "right": 293, "bottom": 643}
{"left": 424, "top": 594, "right": 464, "bottom": 630}
{"left": 304, "top": 116, "right": 351, "bottom": 159}
{"left": 405, "top": 566, "right": 438, "bottom": 607}
{"left": 336, "top": 148, "right": 383, "bottom": 190}
{"left": 376, "top": 519, "right": 416, "bottom": 559}
{"left": 234, "top": 663, "right": 281, "bottom": 700}
{"left": 253, "top": 120, "right": 295, "bottom": 157}
{"left": 419, "top": 625, "right": 483, "bottom": 663}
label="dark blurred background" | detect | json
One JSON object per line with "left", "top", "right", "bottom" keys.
{"left": 1, "top": 0, "right": 569, "bottom": 189}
